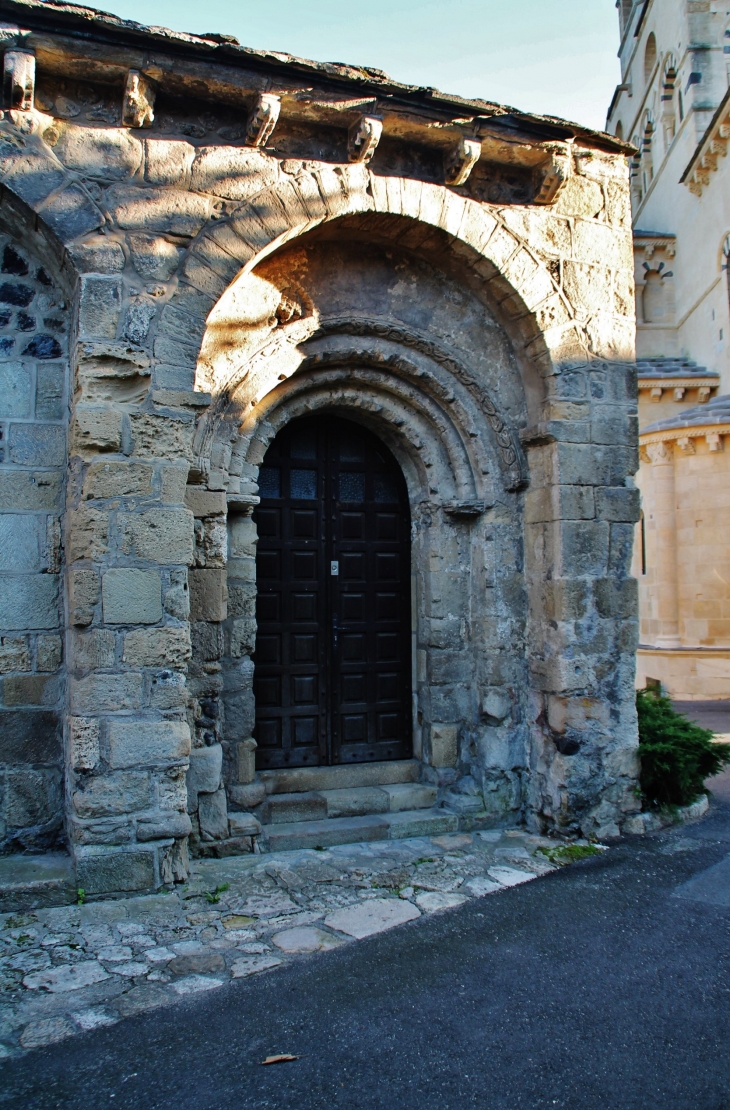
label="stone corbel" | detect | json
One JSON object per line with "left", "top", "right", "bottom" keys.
{"left": 443, "top": 498, "right": 487, "bottom": 519}
{"left": 3, "top": 49, "right": 34, "bottom": 111}
{"left": 646, "top": 440, "right": 673, "bottom": 465}
{"left": 533, "top": 143, "right": 572, "bottom": 205}
{"left": 348, "top": 115, "right": 383, "bottom": 163}
{"left": 673, "top": 387, "right": 685, "bottom": 401}
{"left": 698, "top": 386, "right": 711, "bottom": 403}
{"left": 246, "top": 94, "right": 281, "bottom": 147}
{"left": 677, "top": 436, "right": 695, "bottom": 454}
{"left": 706, "top": 433, "right": 723, "bottom": 453}
{"left": 122, "top": 70, "right": 156, "bottom": 128}
{"left": 444, "top": 137, "right": 481, "bottom": 186}
{"left": 650, "top": 386, "right": 662, "bottom": 402}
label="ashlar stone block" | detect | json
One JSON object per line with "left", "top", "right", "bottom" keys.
{"left": 129, "top": 233, "right": 182, "bottom": 281}
{"left": 189, "top": 568, "right": 227, "bottom": 621}
{"left": 119, "top": 509, "right": 194, "bottom": 565}
{"left": 70, "top": 673, "right": 143, "bottom": 714}
{"left": 430, "top": 723, "right": 458, "bottom": 769}
{"left": 78, "top": 276, "right": 122, "bottom": 340}
{"left": 0, "top": 514, "right": 42, "bottom": 572}
{"left": 107, "top": 719, "right": 191, "bottom": 769}
{"left": 67, "top": 506, "right": 109, "bottom": 562}
{"left": 69, "top": 716, "right": 100, "bottom": 771}
{"left": 102, "top": 569, "right": 162, "bottom": 625}
{"left": 0, "top": 575, "right": 59, "bottom": 630}
{"left": 71, "top": 405, "right": 123, "bottom": 453}
{"left": 71, "top": 628, "right": 115, "bottom": 672}
{"left": 198, "top": 788, "right": 228, "bottom": 839}
{"left": 122, "top": 625, "right": 191, "bottom": 668}
{"left": 186, "top": 743, "right": 222, "bottom": 810}
{"left": 72, "top": 772, "right": 150, "bottom": 818}
{"left": 83, "top": 461, "right": 154, "bottom": 501}
{"left": 0, "top": 636, "right": 30, "bottom": 673}
{"left": 0, "top": 361, "right": 31, "bottom": 417}
{"left": 128, "top": 413, "right": 195, "bottom": 461}
{"left": 75, "top": 846, "right": 156, "bottom": 895}
{"left": 184, "top": 488, "right": 227, "bottom": 518}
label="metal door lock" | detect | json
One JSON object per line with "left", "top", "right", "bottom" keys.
{"left": 330, "top": 560, "right": 339, "bottom": 575}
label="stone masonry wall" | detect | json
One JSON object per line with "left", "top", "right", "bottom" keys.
{"left": 0, "top": 231, "right": 68, "bottom": 854}
{"left": 0, "top": 5, "right": 640, "bottom": 891}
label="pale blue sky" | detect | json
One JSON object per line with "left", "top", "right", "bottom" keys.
{"left": 94, "top": 0, "right": 621, "bottom": 132}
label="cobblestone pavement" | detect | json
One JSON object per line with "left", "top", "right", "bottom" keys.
{"left": 0, "top": 829, "right": 601, "bottom": 1056}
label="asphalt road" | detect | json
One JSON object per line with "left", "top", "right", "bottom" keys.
{"left": 3, "top": 790, "right": 730, "bottom": 1110}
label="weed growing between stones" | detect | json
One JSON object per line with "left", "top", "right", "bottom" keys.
{"left": 637, "top": 689, "right": 730, "bottom": 808}
{"left": 204, "top": 883, "right": 229, "bottom": 905}
{"left": 537, "top": 844, "right": 601, "bottom": 865}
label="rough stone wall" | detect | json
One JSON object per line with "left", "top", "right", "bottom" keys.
{"left": 0, "top": 7, "right": 641, "bottom": 890}
{"left": 0, "top": 229, "right": 68, "bottom": 855}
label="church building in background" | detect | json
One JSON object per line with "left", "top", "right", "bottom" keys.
{"left": 608, "top": 0, "right": 730, "bottom": 698}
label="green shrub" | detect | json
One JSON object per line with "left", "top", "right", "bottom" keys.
{"left": 637, "top": 688, "right": 730, "bottom": 808}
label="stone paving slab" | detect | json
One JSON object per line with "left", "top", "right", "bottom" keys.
{"left": 0, "top": 828, "right": 601, "bottom": 1058}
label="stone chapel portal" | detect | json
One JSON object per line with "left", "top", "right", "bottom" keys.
{"left": 252, "top": 416, "right": 413, "bottom": 769}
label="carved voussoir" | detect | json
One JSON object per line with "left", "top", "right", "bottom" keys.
{"left": 444, "top": 137, "right": 481, "bottom": 186}
{"left": 348, "top": 115, "right": 383, "bottom": 163}
{"left": 533, "top": 144, "right": 572, "bottom": 205}
{"left": 246, "top": 94, "right": 281, "bottom": 147}
{"left": 122, "top": 70, "right": 156, "bottom": 129}
{"left": 3, "top": 50, "right": 34, "bottom": 112}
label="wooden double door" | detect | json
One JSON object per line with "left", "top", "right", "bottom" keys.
{"left": 252, "top": 415, "right": 412, "bottom": 769}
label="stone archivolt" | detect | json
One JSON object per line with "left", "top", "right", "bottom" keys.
{"left": 0, "top": 2, "right": 640, "bottom": 894}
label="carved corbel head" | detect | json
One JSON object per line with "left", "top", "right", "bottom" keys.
{"left": 246, "top": 94, "right": 281, "bottom": 147}
{"left": 348, "top": 115, "right": 383, "bottom": 163}
{"left": 122, "top": 70, "right": 156, "bottom": 128}
{"left": 533, "top": 143, "right": 572, "bottom": 205}
{"left": 3, "top": 50, "right": 34, "bottom": 112}
{"left": 444, "top": 137, "right": 481, "bottom": 186}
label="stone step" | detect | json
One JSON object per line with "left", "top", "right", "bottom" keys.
{"left": 258, "top": 792, "right": 327, "bottom": 826}
{"left": 0, "top": 853, "right": 76, "bottom": 913}
{"left": 259, "top": 759, "right": 420, "bottom": 796}
{"left": 321, "top": 783, "right": 437, "bottom": 819}
{"left": 260, "top": 807, "right": 460, "bottom": 852}
{"left": 381, "top": 783, "right": 438, "bottom": 812}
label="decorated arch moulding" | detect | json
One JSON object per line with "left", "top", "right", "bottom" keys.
{"left": 194, "top": 320, "right": 528, "bottom": 499}
{"left": 176, "top": 164, "right": 585, "bottom": 391}
{"left": 0, "top": 129, "right": 597, "bottom": 425}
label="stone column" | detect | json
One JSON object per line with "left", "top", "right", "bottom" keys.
{"left": 646, "top": 440, "right": 681, "bottom": 648}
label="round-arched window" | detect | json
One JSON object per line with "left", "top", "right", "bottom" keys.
{"left": 644, "top": 33, "right": 658, "bottom": 84}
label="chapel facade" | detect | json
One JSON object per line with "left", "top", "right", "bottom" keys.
{"left": 607, "top": 0, "right": 730, "bottom": 699}
{"left": 0, "top": 0, "right": 640, "bottom": 898}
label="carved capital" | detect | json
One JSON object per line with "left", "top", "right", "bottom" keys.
{"left": 444, "top": 137, "right": 481, "bottom": 186}
{"left": 246, "top": 93, "right": 281, "bottom": 147}
{"left": 122, "top": 70, "right": 155, "bottom": 128}
{"left": 533, "top": 144, "right": 572, "bottom": 205}
{"left": 3, "top": 50, "right": 34, "bottom": 112}
{"left": 348, "top": 115, "right": 383, "bottom": 163}
{"left": 646, "top": 440, "right": 674, "bottom": 465}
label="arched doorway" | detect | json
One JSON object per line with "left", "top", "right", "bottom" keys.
{"left": 252, "top": 415, "right": 413, "bottom": 769}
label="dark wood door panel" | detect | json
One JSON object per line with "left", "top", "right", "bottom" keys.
{"left": 252, "top": 415, "right": 412, "bottom": 769}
